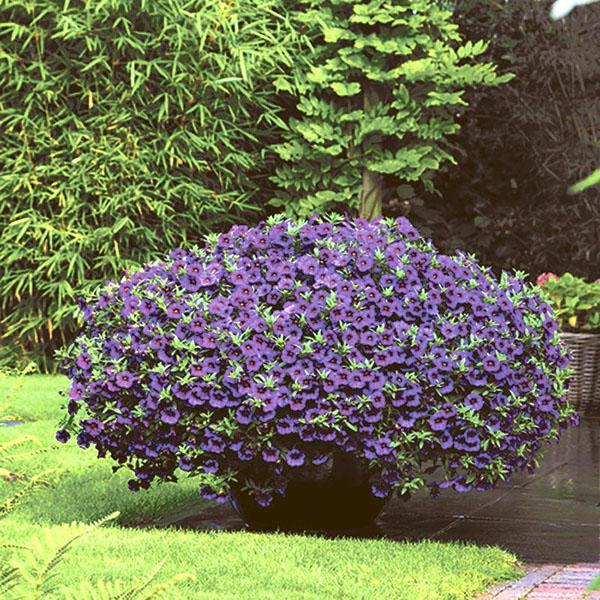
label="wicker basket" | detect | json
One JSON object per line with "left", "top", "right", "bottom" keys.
{"left": 559, "top": 332, "right": 600, "bottom": 416}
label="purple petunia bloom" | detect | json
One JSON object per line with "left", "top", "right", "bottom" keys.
{"left": 285, "top": 448, "right": 305, "bottom": 467}
{"left": 482, "top": 354, "right": 501, "bottom": 373}
{"left": 464, "top": 392, "right": 484, "bottom": 412}
{"left": 202, "top": 459, "right": 219, "bottom": 474}
{"left": 166, "top": 302, "right": 186, "bottom": 320}
{"left": 439, "top": 431, "right": 453, "bottom": 449}
{"left": 76, "top": 352, "right": 93, "bottom": 371}
{"left": 115, "top": 371, "right": 134, "bottom": 389}
{"left": 312, "top": 454, "right": 329, "bottom": 466}
{"left": 69, "top": 382, "right": 85, "bottom": 400}
{"left": 453, "top": 478, "right": 473, "bottom": 493}
{"left": 428, "top": 412, "right": 448, "bottom": 432}
{"left": 160, "top": 406, "right": 180, "bottom": 425}
{"left": 56, "top": 429, "right": 70, "bottom": 443}
{"left": 178, "top": 455, "right": 194, "bottom": 471}
{"left": 262, "top": 447, "right": 280, "bottom": 463}
{"left": 83, "top": 418, "right": 104, "bottom": 436}
{"left": 371, "top": 480, "right": 391, "bottom": 498}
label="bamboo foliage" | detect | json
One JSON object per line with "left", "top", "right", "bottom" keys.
{"left": 0, "top": 0, "right": 307, "bottom": 370}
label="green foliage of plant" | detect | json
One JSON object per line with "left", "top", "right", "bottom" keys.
{"left": 269, "top": 0, "right": 511, "bottom": 218}
{"left": 0, "top": 435, "right": 63, "bottom": 519}
{"left": 0, "top": 435, "right": 61, "bottom": 519}
{"left": 0, "top": 512, "right": 195, "bottom": 599}
{"left": 0, "top": 0, "right": 306, "bottom": 371}
{"left": 537, "top": 273, "right": 600, "bottom": 332}
{"left": 589, "top": 572, "right": 600, "bottom": 592}
{"left": 570, "top": 167, "right": 600, "bottom": 193}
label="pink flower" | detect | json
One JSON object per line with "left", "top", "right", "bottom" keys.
{"left": 536, "top": 272, "right": 559, "bottom": 286}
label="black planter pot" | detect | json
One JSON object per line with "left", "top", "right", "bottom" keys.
{"left": 229, "top": 452, "right": 386, "bottom": 532}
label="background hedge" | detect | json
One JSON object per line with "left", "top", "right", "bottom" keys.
{"left": 401, "top": 0, "right": 600, "bottom": 280}
{"left": 0, "top": 0, "right": 306, "bottom": 370}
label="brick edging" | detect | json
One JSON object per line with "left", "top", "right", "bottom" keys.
{"left": 479, "top": 563, "right": 600, "bottom": 599}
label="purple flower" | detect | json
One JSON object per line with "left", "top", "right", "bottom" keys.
{"left": 56, "top": 429, "right": 70, "bottom": 443}
{"left": 428, "top": 412, "right": 448, "bottom": 432}
{"left": 115, "top": 371, "right": 134, "bottom": 389}
{"left": 464, "top": 393, "right": 484, "bottom": 412}
{"left": 68, "top": 382, "right": 85, "bottom": 400}
{"left": 453, "top": 478, "right": 473, "bottom": 493}
{"left": 482, "top": 354, "right": 501, "bottom": 373}
{"left": 160, "top": 406, "right": 180, "bottom": 425}
{"left": 371, "top": 480, "right": 391, "bottom": 498}
{"left": 373, "top": 437, "right": 393, "bottom": 456}
{"left": 275, "top": 417, "right": 296, "bottom": 435}
{"left": 202, "top": 459, "right": 219, "bottom": 474}
{"left": 236, "top": 405, "right": 254, "bottom": 425}
{"left": 83, "top": 418, "right": 104, "bottom": 436}
{"left": 439, "top": 431, "right": 453, "bottom": 449}
{"left": 60, "top": 215, "right": 575, "bottom": 508}
{"left": 262, "top": 447, "right": 280, "bottom": 463}
{"left": 463, "top": 428, "right": 481, "bottom": 452}
{"left": 312, "top": 454, "right": 329, "bottom": 466}
{"left": 166, "top": 302, "right": 186, "bottom": 320}
{"left": 285, "top": 448, "right": 305, "bottom": 467}
{"left": 178, "top": 455, "right": 194, "bottom": 471}
{"left": 201, "top": 435, "right": 225, "bottom": 454}
{"left": 76, "top": 352, "right": 92, "bottom": 371}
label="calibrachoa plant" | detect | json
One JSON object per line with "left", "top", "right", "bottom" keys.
{"left": 56, "top": 215, "right": 576, "bottom": 507}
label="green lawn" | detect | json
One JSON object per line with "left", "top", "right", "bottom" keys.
{"left": 0, "top": 374, "right": 520, "bottom": 599}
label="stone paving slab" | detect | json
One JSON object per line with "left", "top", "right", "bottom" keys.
{"left": 480, "top": 563, "right": 600, "bottom": 599}
{"left": 390, "top": 417, "right": 600, "bottom": 563}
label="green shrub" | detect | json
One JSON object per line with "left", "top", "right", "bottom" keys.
{"left": 269, "top": 0, "right": 511, "bottom": 218}
{"left": 0, "top": 0, "right": 305, "bottom": 370}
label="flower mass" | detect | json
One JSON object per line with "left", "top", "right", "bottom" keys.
{"left": 57, "top": 216, "right": 576, "bottom": 507}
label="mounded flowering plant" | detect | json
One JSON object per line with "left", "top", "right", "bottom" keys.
{"left": 56, "top": 215, "right": 577, "bottom": 507}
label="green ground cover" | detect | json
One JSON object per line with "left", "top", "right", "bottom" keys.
{"left": 0, "top": 375, "right": 519, "bottom": 599}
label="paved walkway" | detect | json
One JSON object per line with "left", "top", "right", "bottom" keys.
{"left": 480, "top": 563, "right": 600, "bottom": 599}
{"left": 378, "top": 417, "right": 600, "bottom": 563}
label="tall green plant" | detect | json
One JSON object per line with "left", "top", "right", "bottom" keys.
{"left": 270, "top": 0, "right": 511, "bottom": 219}
{"left": 0, "top": 0, "right": 306, "bottom": 370}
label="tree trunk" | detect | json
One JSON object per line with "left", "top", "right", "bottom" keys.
{"left": 359, "top": 83, "right": 383, "bottom": 221}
